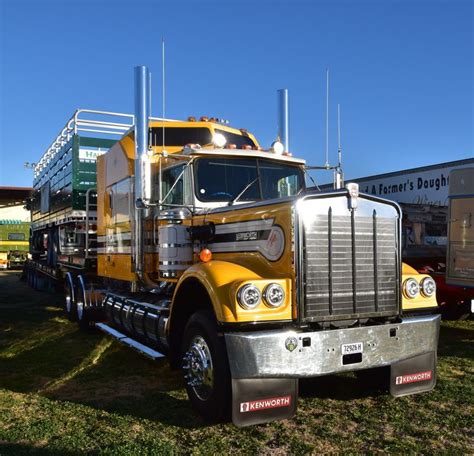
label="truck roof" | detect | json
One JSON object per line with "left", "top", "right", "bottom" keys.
{"left": 184, "top": 147, "right": 305, "bottom": 165}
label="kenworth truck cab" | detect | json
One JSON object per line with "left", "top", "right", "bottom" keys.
{"left": 42, "top": 66, "right": 440, "bottom": 426}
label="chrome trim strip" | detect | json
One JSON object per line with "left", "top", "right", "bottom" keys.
{"left": 224, "top": 314, "right": 440, "bottom": 379}
{"left": 195, "top": 195, "right": 296, "bottom": 215}
{"left": 159, "top": 260, "right": 192, "bottom": 266}
{"left": 95, "top": 322, "right": 165, "bottom": 360}
{"left": 159, "top": 243, "right": 192, "bottom": 248}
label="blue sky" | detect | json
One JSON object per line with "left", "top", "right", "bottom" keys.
{"left": 0, "top": 0, "right": 472, "bottom": 187}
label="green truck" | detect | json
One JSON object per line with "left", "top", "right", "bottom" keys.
{"left": 0, "top": 220, "right": 30, "bottom": 269}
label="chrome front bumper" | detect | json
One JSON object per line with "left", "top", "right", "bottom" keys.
{"left": 224, "top": 314, "right": 440, "bottom": 379}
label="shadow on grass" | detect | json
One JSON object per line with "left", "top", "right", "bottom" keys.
{"left": 438, "top": 325, "right": 474, "bottom": 358}
{"left": 0, "top": 319, "right": 206, "bottom": 429}
{"left": 299, "top": 373, "right": 386, "bottom": 401}
{"left": 0, "top": 442, "right": 80, "bottom": 456}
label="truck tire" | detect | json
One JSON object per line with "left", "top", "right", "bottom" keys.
{"left": 75, "top": 275, "right": 91, "bottom": 331}
{"left": 182, "top": 310, "right": 231, "bottom": 422}
{"left": 65, "top": 273, "right": 77, "bottom": 322}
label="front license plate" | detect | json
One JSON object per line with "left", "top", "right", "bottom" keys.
{"left": 341, "top": 342, "right": 363, "bottom": 355}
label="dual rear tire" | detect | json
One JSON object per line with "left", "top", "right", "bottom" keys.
{"left": 64, "top": 273, "right": 93, "bottom": 330}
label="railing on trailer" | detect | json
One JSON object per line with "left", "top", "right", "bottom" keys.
{"left": 34, "top": 109, "right": 135, "bottom": 179}
{"left": 85, "top": 188, "right": 97, "bottom": 260}
{"left": 34, "top": 109, "right": 182, "bottom": 179}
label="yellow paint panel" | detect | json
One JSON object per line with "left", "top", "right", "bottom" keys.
{"left": 401, "top": 263, "right": 438, "bottom": 311}
{"left": 98, "top": 254, "right": 135, "bottom": 282}
{"left": 174, "top": 261, "right": 292, "bottom": 323}
{"left": 0, "top": 241, "right": 29, "bottom": 246}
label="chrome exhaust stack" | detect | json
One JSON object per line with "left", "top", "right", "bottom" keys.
{"left": 134, "top": 65, "right": 152, "bottom": 206}
{"left": 277, "top": 88, "right": 290, "bottom": 153}
{"left": 134, "top": 65, "right": 152, "bottom": 283}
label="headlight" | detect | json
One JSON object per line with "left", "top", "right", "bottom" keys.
{"left": 403, "top": 278, "right": 420, "bottom": 299}
{"left": 237, "top": 284, "right": 261, "bottom": 309}
{"left": 263, "top": 283, "right": 285, "bottom": 308}
{"left": 421, "top": 277, "right": 436, "bottom": 297}
{"left": 212, "top": 133, "right": 227, "bottom": 148}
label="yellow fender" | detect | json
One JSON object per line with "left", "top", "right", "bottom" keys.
{"left": 173, "top": 260, "right": 292, "bottom": 324}
{"left": 401, "top": 262, "right": 438, "bottom": 311}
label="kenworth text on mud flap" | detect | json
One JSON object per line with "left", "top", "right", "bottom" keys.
{"left": 26, "top": 65, "right": 440, "bottom": 426}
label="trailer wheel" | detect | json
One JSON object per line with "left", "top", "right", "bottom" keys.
{"left": 65, "top": 273, "right": 77, "bottom": 322}
{"left": 182, "top": 310, "right": 231, "bottom": 422}
{"left": 75, "top": 275, "right": 92, "bottom": 331}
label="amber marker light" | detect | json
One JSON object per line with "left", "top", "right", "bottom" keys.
{"left": 199, "top": 248, "right": 213, "bottom": 263}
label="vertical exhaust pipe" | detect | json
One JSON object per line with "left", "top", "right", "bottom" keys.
{"left": 134, "top": 65, "right": 151, "bottom": 284}
{"left": 277, "top": 89, "right": 290, "bottom": 153}
{"left": 134, "top": 65, "right": 152, "bottom": 206}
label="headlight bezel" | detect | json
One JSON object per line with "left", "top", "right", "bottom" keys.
{"left": 420, "top": 277, "right": 436, "bottom": 298}
{"left": 237, "top": 284, "right": 261, "bottom": 310}
{"left": 263, "top": 283, "right": 285, "bottom": 308}
{"left": 403, "top": 278, "right": 420, "bottom": 299}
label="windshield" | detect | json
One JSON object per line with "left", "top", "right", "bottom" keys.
{"left": 194, "top": 157, "right": 304, "bottom": 202}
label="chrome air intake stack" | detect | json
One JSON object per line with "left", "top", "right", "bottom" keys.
{"left": 277, "top": 88, "right": 290, "bottom": 153}
{"left": 134, "top": 65, "right": 152, "bottom": 284}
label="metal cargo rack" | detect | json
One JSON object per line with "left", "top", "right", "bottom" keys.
{"left": 31, "top": 110, "right": 134, "bottom": 228}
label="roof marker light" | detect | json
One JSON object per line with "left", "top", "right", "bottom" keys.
{"left": 271, "top": 141, "right": 284, "bottom": 155}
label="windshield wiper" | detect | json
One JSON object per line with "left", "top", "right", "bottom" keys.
{"left": 228, "top": 175, "right": 260, "bottom": 206}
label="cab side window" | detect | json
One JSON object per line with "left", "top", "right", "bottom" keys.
{"left": 161, "top": 164, "right": 187, "bottom": 205}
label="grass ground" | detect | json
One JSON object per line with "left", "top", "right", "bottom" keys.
{"left": 0, "top": 270, "right": 473, "bottom": 455}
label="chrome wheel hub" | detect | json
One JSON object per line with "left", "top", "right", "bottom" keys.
{"left": 183, "top": 335, "right": 214, "bottom": 401}
{"left": 65, "top": 295, "right": 72, "bottom": 313}
{"left": 77, "top": 300, "right": 83, "bottom": 320}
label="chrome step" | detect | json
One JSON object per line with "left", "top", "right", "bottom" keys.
{"left": 95, "top": 322, "right": 165, "bottom": 360}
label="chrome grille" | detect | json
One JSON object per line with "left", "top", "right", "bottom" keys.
{"left": 297, "top": 195, "right": 400, "bottom": 322}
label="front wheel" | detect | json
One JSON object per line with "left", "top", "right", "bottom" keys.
{"left": 182, "top": 310, "right": 231, "bottom": 422}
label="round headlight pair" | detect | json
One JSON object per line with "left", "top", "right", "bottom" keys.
{"left": 403, "top": 277, "right": 436, "bottom": 299}
{"left": 420, "top": 277, "right": 436, "bottom": 297}
{"left": 237, "top": 283, "right": 285, "bottom": 309}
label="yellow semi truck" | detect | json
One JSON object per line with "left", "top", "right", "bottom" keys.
{"left": 32, "top": 66, "right": 440, "bottom": 426}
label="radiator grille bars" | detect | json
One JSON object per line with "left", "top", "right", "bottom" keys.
{"left": 300, "top": 200, "right": 399, "bottom": 322}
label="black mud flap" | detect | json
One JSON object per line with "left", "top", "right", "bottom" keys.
{"left": 231, "top": 378, "right": 298, "bottom": 427}
{"left": 390, "top": 351, "right": 436, "bottom": 397}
